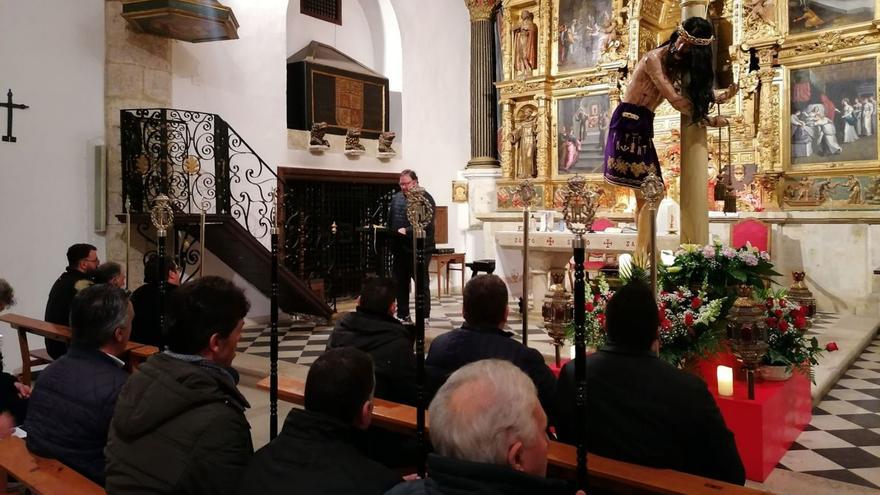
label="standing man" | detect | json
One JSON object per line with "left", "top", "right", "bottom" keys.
{"left": 45, "top": 243, "right": 99, "bottom": 358}
{"left": 389, "top": 170, "right": 435, "bottom": 323}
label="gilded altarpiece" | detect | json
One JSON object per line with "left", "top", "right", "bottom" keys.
{"left": 495, "top": 0, "right": 880, "bottom": 213}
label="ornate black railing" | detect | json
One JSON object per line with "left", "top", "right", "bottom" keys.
{"left": 121, "top": 108, "right": 277, "bottom": 240}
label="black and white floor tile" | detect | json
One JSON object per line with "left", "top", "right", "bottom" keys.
{"left": 777, "top": 334, "right": 880, "bottom": 490}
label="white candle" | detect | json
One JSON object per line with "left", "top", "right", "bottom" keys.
{"left": 717, "top": 366, "right": 734, "bottom": 397}
{"left": 570, "top": 345, "right": 576, "bottom": 361}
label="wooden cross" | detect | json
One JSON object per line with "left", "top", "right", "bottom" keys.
{"left": 1, "top": 90, "right": 29, "bottom": 143}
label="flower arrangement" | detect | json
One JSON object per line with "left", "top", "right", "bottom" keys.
{"left": 566, "top": 275, "right": 612, "bottom": 350}
{"left": 660, "top": 241, "right": 780, "bottom": 305}
{"left": 657, "top": 287, "right": 726, "bottom": 368}
{"left": 757, "top": 288, "right": 823, "bottom": 380}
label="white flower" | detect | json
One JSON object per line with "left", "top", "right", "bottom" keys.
{"left": 722, "top": 247, "right": 736, "bottom": 259}
{"left": 759, "top": 251, "right": 770, "bottom": 261}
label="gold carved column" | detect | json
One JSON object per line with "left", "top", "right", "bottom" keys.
{"left": 466, "top": 0, "right": 501, "bottom": 168}
{"left": 535, "top": 95, "right": 548, "bottom": 178}
{"left": 679, "top": 0, "right": 710, "bottom": 244}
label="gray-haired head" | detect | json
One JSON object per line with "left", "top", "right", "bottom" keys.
{"left": 0, "top": 279, "right": 14, "bottom": 310}
{"left": 69, "top": 283, "right": 132, "bottom": 349}
{"left": 95, "top": 262, "right": 124, "bottom": 286}
{"left": 428, "top": 359, "right": 547, "bottom": 474}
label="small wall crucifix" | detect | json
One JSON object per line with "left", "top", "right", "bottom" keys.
{"left": 0, "top": 89, "right": 29, "bottom": 143}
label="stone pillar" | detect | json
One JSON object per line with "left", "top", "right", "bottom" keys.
{"left": 105, "top": 0, "right": 173, "bottom": 286}
{"left": 465, "top": 0, "right": 500, "bottom": 168}
{"left": 679, "top": 0, "right": 709, "bottom": 245}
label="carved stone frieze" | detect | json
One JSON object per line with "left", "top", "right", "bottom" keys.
{"left": 780, "top": 31, "right": 874, "bottom": 58}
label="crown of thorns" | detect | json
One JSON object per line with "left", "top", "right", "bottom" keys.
{"left": 677, "top": 24, "right": 714, "bottom": 46}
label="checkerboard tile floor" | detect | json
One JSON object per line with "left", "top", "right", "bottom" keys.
{"left": 777, "top": 333, "right": 880, "bottom": 490}
{"left": 237, "top": 291, "right": 554, "bottom": 366}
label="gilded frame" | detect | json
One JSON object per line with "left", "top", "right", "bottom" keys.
{"left": 781, "top": 0, "right": 878, "bottom": 41}
{"left": 550, "top": 89, "right": 614, "bottom": 179}
{"left": 781, "top": 53, "right": 880, "bottom": 174}
{"left": 551, "top": 0, "right": 628, "bottom": 77}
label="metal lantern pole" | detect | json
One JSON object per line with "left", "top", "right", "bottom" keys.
{"left": 125, "top": 198, "right": 131, "bottom": 291}
{"left": 641, "top": 172, "right": 665, "bottom": 294}
{"left": 406, "top": 187, "right": 433, "bottom": 479}
{"left": 150, "top": 195, "right": 174, "bottom": 345}
{"left": 269, "top": 190, "right": 280, "bottom": 440}
{"left": 516, "top": 181, "right": 536, "bottom": 347}
{"left": 562, "top": 176, "right": 598, "bottom": 492}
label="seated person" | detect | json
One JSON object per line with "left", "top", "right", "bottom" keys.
{"left": 426, "top": 275, "right": 556, "bottom": 420}
{"left": 94, "top": 261, "right": 126, "bottom": 289}
{"left": 44, "top": 243, "right": 99, "bottom": 358}
{"left": 237, "top": 347, "right": 401, "bottom": 495}
{"left": 554, "top": 281, "right": 745, "bottom": 485}
{"left": 0, "top": 279, "right": 30, "bottom": 426}
{"left": 327, "top": 277, "right": 416, "bottom": 405}
{"left": 386, "top": 359, "right": 571, "bottom": 495}
{"left": 105, "top": 276, "right": 253, "bottom": 495}
{"left": 130, "top": 254, "right": 180, "bottom": 348}
{"left": 25, "top": 284, "right": 133, "bottom": 484}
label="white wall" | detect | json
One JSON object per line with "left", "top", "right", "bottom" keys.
{"left": 172, "top": 0, "right": 471, "bottom": 313}
{"left": 0, "top": 0, "right": 106, "bottom": 372}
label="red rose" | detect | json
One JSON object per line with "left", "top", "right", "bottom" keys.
{"left": 826, "top": 342, "right": 839, "bottom": 352}
{"left": 794, "top": 315, "right": 807, "bottom": 330}
{"left": 661, "top": 319, "right": 672, "bottom": 331}
{"left": 765, "top": 317, "right": 778, "bottom": 328}
{"left": 594, "top": 293, "right": 601, "bottom": 303}
{"left": 585, "top": 302, "right": 595, "bottom": 313}
{"left": 691, "top": 297, "right": 702, "bottom": 309}
{"left": 791, "top": 306, "right": 804, "bottom": 319}
{"left": 597, "top": 313, "right": 606, "bottom": 327}
{"left": 778, "top": 320, "right": 789, "bottom": 332}
{"left": 684, "top": 313, "right": 695, "bottom": 327}
{"left": 765, "top": 298, "right": 774, "bottom": 309}
{"left": 774, "top": 309, "right": 784, "bottom": 319}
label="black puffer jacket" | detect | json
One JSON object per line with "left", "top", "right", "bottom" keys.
{"left": 44, "top": 267, "right": 92, "bottom": 358}
{"left": 389, "top": 190, "right": 436, "bottom": 254}
{"left": 237, "top": 408, "right": 401, "bottom": 495}
{"left": 104, "top": 353, "right": 253, "bottom": 495}
{"left": 25, "top": 346, "right": 128, "bottom": 484}
{"left": 328, "top": 308, "right": 417, "bottom": 405}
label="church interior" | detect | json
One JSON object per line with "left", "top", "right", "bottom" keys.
{"left": 2, "top": 0, "right": 880, "bottom": 493}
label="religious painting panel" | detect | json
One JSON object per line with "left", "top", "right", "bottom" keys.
{"left": 785, "top": 56, "right": 878, "bottom": 172}
{"left": 555, "top": 0, "right": 614, "bottom": 72}
{"left": 554, "top": 94, "right": 611, "bottom": 177}
{"left": 496, "top": 183, "right": 545, "bottom": 210}
{"left": 781, "top": 173, "right": 879, "bottom": 209}
{"left": 786, "top": 0, "right": 874, "bottom": 36}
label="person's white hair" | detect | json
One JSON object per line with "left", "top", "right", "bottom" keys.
{"left": 428, "top": 359, "right": 542, "bottom": 465}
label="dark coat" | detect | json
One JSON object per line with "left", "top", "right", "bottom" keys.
{"left": 104, "top": 353, "right": 253, "bottom": 495}
{"left": 237, "top": 408, "right": 401, "bottom": 495}
{"left": 554, "top": 345, "right": 745, "bottom": 485}
{"left": 389, "top": 190, "right": 436, "bottom": 254}
{"left": 0, "top": 372, "right": 27, "bottom": 424}
{"left": 384, "top": 454, "right": 573, "bottom": 495}
{"left": 129, "top": 283, "right": 176, "bottom": 348}
{"left": 24, "top": 346, "right": 129, "bottom": 484}
{"left": 328, "top": 308, "right": 417, "bottom": 405}
{"left": 426, "top": 325, "right": 557, "bottom": 422}
{"left": 44, "top": 267, "right": 92, "bottom": 358}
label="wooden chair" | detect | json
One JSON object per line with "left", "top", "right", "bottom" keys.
{"left": 730, "top": 218, "right": 771, "bottom": 254}
{"left": 0, "top": 436, "right": 105, "bottom": 494}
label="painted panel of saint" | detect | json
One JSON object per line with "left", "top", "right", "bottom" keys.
{"left": 788, "top": 0, "right": 873, "bottom": 35}
{"left": 557, "top": 95, "right": 611, "bottom": 175}
{"left": 789, "top": 58, "right": 877, "bottom": 167}
{"left": 558, "top": 0, "right": 613, "bottom": 71}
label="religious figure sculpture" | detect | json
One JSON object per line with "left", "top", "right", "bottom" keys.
{"left": 344, "top": 128, "right": 365, "bottom": 156}
{"left": 309, "top": 122, "right": 330, "bottom": 149}
{"left": 513, "top": 10, "right": 538, "bottom": 76}
{"left": 816, "top": 179, "right": 835, "bottom": 203}
{"left": 509, "top": 107, "right": 539, "bottom": 179}
{"left": 602, "top": 17, "right": 737, "bottom": 256}
{"left": 845, "top": 175, "right": 862, "bottom": 204}
{"left": 378, "top": 131, "right": 397, "bottom": 157}
{"left": 598, "top": 13, "right": 626, "bottom": 63}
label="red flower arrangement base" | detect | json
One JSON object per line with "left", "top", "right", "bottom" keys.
{"left": 698, "top": 354, "right": 812, "bottom": 482}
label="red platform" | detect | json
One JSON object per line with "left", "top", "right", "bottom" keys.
{"left": 698, "top": 355, "right": 812, "bottom": 482}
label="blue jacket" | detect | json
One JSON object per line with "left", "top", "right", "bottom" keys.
{"left": 25, "top": 345, "right": 129, "bottom": 484}
{"left": 425, "top": 325, "right": 556, "bottom": 423}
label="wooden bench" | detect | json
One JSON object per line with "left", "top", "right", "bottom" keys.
{"left": 0, "top": 314, "right": 158, "bottom": 384}
{"left": 257, "top": 376, "right": 770, "bottom": 495}
{"left": 0, "top": 436, "right": 104, "bottom": 495}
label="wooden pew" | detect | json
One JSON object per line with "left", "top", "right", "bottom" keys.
{"left": 258, "top": 376, "right": 771, "bottom": 495}
{"left": 126, "top": 345, "right": 160, "bottom": 372}
{"left": 0, "top": 314, "right": 155, "bottom": 384}
{"left": 0, "top": 436, "right": 104, "bottom": 495}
